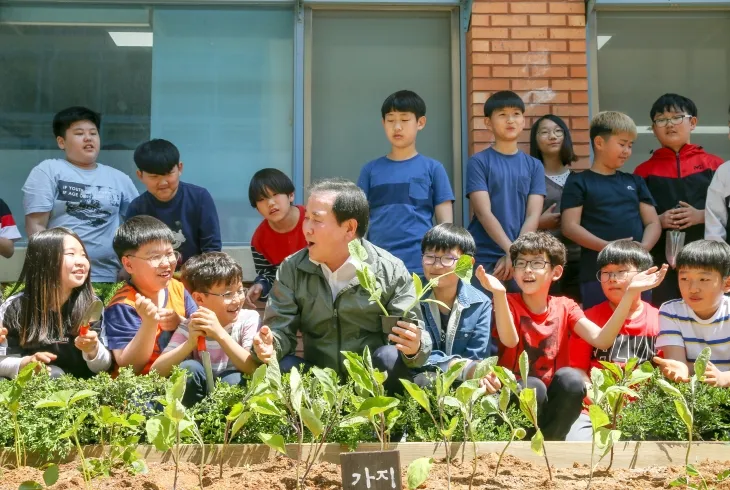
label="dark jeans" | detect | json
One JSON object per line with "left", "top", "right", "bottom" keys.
{"left": 580, "top": 281, "right": 652, "bottom": 310}
{"left": 515, "top": 367, "right": 586, "bottom": 441}
{"left": 180, "top": 359, "right": 245, "bottom": 407}
{"left": 279, "top": 345, "right": 417, "bottom": 395}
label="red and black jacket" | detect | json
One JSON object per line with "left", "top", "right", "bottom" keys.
{"left": 634, "top": 144, "right": 724, "bottom": 260}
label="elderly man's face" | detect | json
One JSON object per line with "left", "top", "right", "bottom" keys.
{"left": 303, "top": 191, "right": 355, "bottom": 265}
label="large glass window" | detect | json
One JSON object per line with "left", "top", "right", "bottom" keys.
{"left": 597, "top": 11, "right": 730, "bottom": 172}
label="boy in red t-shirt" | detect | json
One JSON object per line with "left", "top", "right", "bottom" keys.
{"left": 477, "top": 232, "right": 667, "bottom": 440}
{"left": 245, "top": 169, "right": 306, "bottom": 308}
{"left": 566, "top": 240, "right": 659, "bottom": 440}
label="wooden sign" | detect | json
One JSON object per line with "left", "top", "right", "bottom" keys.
{"left": 340, "top": 450, "right": 402, "bottom": 489}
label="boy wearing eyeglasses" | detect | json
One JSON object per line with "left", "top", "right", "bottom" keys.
{"left": 152, "top": 252, "right": 259, "bottom": 406}
{"left": 634, "top": 94, "right": 724, "bottom": 306}
{"left": 565, "top": 240, "right": 659, "bottom": 440}
{"left": 476, "top": 232, "right": 667, "bottom": 440}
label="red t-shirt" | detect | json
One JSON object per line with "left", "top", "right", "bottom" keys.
{"left": 569, "top": 300, "right": 659, "bottom": 373}
{"left": 495, "top": 294, "right": 585, "bottom": 386}
{"left": 251, "top": 205, "right": 307, "bottom": 265}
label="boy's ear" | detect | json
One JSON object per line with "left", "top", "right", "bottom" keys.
{"left": 288, "top": 192, "right": 295, "bottom": 204}
{"left": 484, "top": 116, "right": 492, "bottom": 131}
{"left": 191, "top": 291, "right": 206, "bottom": 305}
{"left": 551, "top": 264, "right": 564, "bottom": 282}
{"left": 136, "top": 170, "right": 144, "bottom": 181}
{"left": 56, "top": 135, "right": 66, "bottom": 150}
{"left": 722, "top": 275, "right": 730, "bottom": 294}
{"left": 689, "top": 116, "right": 698, "bottom": 132}
{"left": 121, "top": 256, "right": 134, "bottom": 275}
{"left": 417, "top": 116, "right": 427, "bottom": 130}
{"left": 177, "top": 162, "right": 184, "bottom": 175}
{"left": 593, "top": 135, "right": 605, "bottom": 151}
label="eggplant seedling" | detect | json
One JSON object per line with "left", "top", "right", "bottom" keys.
{"left": 0, "top": 361, "right": 38, "bottom": 468}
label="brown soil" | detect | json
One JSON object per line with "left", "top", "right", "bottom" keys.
{"left": 2, "top": 453, "right": 730, "bottom": 490}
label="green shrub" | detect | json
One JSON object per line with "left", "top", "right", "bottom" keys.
{"left": 2, "top": 282, "right": 124, "bottom": 304}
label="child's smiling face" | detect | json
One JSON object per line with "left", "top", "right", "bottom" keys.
{"left": 678, "top": 267, "right": 730, "bottom": 319}
{"left": 512, "top": 252, "right": 562, "bottom": 296}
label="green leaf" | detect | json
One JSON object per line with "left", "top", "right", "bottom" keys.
{"left": 454, "top": 254, "right": 474, "bottom": 282}
{"left": 312, "top": 367, "right": 338, "bottom": 407}
{"left": 656, "top": 379, "right": 684, "bottom": 399}
{"left": 145, "top": 416, "right": 175, "bottom": 452}
{"left": 674, "top": 399, "right": 693, "bottom": 431}
{"left": 348, "top": 239, "right": 369, "bottom": 266}
{"left": 250, "top": 395, "right": 284, "bottom": 417}
{"left": 339, "top": 415, "right": 369, "bottom": 428}
{"left": 15, "top": 362, "right": 37, "bottom": 387}
{"left": 686, "top": 464, "right": 701, "bottom": 477}
{"left": 588, "top": 404, "right": 610, "bottom": 431}
{"left": 226, "top": 402, "right": 244, "bottom": 421}
{"left": 443, "top": 359, "right": 469, "bottom": 393}
{"left": 407, "top": 457, "right": 433, "bottom": 490}
{"left": 342, "top": 352, "right": 374, "bottom": 395}
{"left": 422, "top": 298, "right": 451, "bottom": 310}
{"left": 514, "top": 427, "right": 527, "bottom": 440}
{"left": 412, "top": 273, "right": 424, "bottom": 299}
{"left": 230, "top": 411, "right": 253, "bottom": 440}
{"left": 43, "top": 463, "right": 59, "bottom": 486}
{"left": 356, "top": 396, "right": 399, "bottom": 421}
{"left": 623, "top": 357, "right": 639, "bottom": 378}
{"left": 518, "top": 351, "right": 529, "bottom": 384}
{"left": 400, "top": 379, "right": 431, "bottom": 415}
{"left": 35, "top": 390, "right": 74, "bottom": 409}
{"left": 670, "top": 476, "right": 689, "bottom": 487}
{"left": 627, "top": 368, "right": 653, "bottom": 387}
{"left": 530, "top": 429, "right": 544, "bottom": 456}
{"left": 473, "top": 357, "right": 498, "bottom": 380}
{"left": 300, "top": 407, "right": 324, "bottom": 439}
{"left": 442, "top": 415, "right": 460, "bottom": 439}
{"left": 259, "top": 433, "right": 287, "bottom": 456}
{"left": 518, "top": 387, "right": 538, "bottom": 425}
{"left": 605, "top": 385, "right": 639, "bottom": 399}
{"left": 599, "top": 361, "right": 624, "bottom": 381}
{"left": 481, "top": 396, "right": 499, "bottom": 415}
{"left": 493, "top": 366, "right": 518, "bottom": 392}
{"left": 498, "top": 388, "right": 510, "bottom": 413}
{"left": 164, "top": 399, "right": 187, "bottom": 423}
{"left": 443, "top": 396, "right": 462, "bottom": 409}
{"left": 69, "top": 389, "right": 97, "bottom": 406}
{"left": 455, "top": 383, "right": 479, "bottom": 407}
{"left": 250, "top": 363, "right": 268, "bottom": 393}
{"left": 18, "top": 482, "right": 43, "bottom": 490}
{"left": 168, "top": 370, "right": 187, "bottom": 404}
{"left": 289, "top": 367, "right": 303, "bottom": 414}
{"left": 266, "top": 357, "right": 282, "bottom": 392}
{"left": 694, "top": 347, "right": 712, "bottom": 380}
{"left": 386, "top": 408, "right": 402, "bottom": 433}
{"left": 715, "top": 469, "right": 730, "bottom": 482}
{"left": 130, "top": 459, "right": 149, "bottom": 475}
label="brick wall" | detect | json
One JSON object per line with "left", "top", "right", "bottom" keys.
{"left": 467, "top": 0, "right": 590, "bottom": 168}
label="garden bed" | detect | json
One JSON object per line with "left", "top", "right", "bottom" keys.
{"left": 2, "top": 442, "right": 730, "bottom": 489}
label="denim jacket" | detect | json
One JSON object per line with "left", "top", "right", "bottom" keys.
{"left": 420, "top": 280, "right": 493, "bottom": 373}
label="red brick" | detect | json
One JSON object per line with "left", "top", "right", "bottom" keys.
{"left": 472, "top": 142, "right": 489, "bottom": 154}
{"left": 531, "top": 65, "right": 568, "bottom": 78}
{"left": 490, "top": 40, "right": 529, "bottom": 51}
{"left": 492, "top": 66, "right": 529, "bottom": 78}
{"left": 530, "top": 15, "right": 566, "bottom": 26}
{"left": 552, "top": 79, "right": 588, "bottom": 91}
{"left": 551, "top": 53, "right": 587, "bottom": 65}
{"left": 473, "top": 78, "right": 512, "bottom": 91}
{"left": 574, "top": 143, "right": 591, "bottom": 158}
{"left": 510, "top": 27, "right": 548, "bottom": 39}
{"left": 524, "top": 104, "right": 552, "bottom": 117}
{"left": 549, "top": 28, "right": 585, "bottom": 39}
{"left": 474, "top": 118, "right": 488, "bottom": 130}
{"left": 549, "top": 3, "right": 584, "bottom": 14}
{"left": 472, "top": 92, "right": 488, "bottom": 104}
{"left": 472, "top": 1, "right": 509, "bottom": 14}
{"left": 511, "top": 52, "right": 549, "bottom": 65}
{"left": 474, "top": 130, "right": 493, "bottom": 143}
{"left": 472, "top": 40, "right": 490, "bottom": 52}
{"left": 571, "top": 130, "right": 590, "bottom": 143}
{"left": 471, "top": 14, "right": 491, "bottom": 26}
{"left": 510, "top": 2, "right": 548, "bottom": 14}
{"left": 570, "top": 65, "right": 588, "bottom": 78}
{"left": 472, "top": 66, "right": 491, "bottom": 77}
{"left": 518, "top": 132, "right": 532, "bottom": 144}
{"left": 491, "top": 14, "right": 528, "bottom": 26}
{"left": 571, "top": 91, "right": 589, "bottom": 104}
{"left": 530, "top": 40, "right": 567, "bottom": 52}
{"left": 552, "top": 105, "right": 589, "bottom": 117}
{"left": 571, "top": 117, "right": 590, "bottom": 130}
{"left": 548, "top": 92, "right": 571, "bottom": 104}
{"left": 569, "top": 40, "right": 587, "bottom": 52}
{"left": 568, "top": 15, "right": 586, "bottom": 26}
{"left": 511, "top": 79, "right": 550, "bottom": 91}
{"left": 572, "top": 156, "right": 591, "bottom": 169}
{"left": 472, "top": 53, "right": 510, "bottom": 64}
{"left": 471, "top": 27, "right": 509, "bottom": 39}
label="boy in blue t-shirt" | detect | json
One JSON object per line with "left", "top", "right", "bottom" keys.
{"left": 561, "top": 111, "right": 661, "bottom": 309}
{"left": 466, "top": 90, "right": 546, "bottom": 291}
{"left": 126, "top": 139, "right": 221, "bottom": 265}
{"left": 357, "top": 90, "right": 454, "bottom": 275}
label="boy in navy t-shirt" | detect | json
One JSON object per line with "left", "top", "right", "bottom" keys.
{"left": 357, "top": 90, "right": 454, "bottom": 276}
{"left": 466, "top": 90, "right": 546, "bottom": 291}
{"left": 126, "top": 139, "right": 221, "bottom": 265}
{"left": 561, "top": 112, "right": 661, "bottom": 309}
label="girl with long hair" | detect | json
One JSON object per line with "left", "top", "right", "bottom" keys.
{"left": 0, "top": 227, "right": 111, "bottom": 378}
{"left": 530, "top": 114, "right": 582, "bottom": 302}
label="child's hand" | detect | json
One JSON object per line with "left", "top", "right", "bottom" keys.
{"left": 493, "top": 255, "right": 513, "bottom": 281}
{"left": 189, "top": 307, "right": 226, "bottom": 342}
{"left": 539, "top": 203, "right": 561, "bottom": 230}
{"left": 19, "top": 352, "right": 57, "bottom": 374}
{"left": 74, "top": 330, "right": 100, "bottom": 358}
{"left": 186, "top": 323, "right": 204, "bottom": 349}
{"left": 389, "top": 321, "right": 422, "bottom": 357}
{"left": 653, "top": 356, "right": 690, "bottom": 383}
{"left": 476, "top": 265, "right": 507, "bottom": 295}
{"left": 0, "top": 326, "right": 7, "bottom": 344}
{"left": 244, "top": 284, "right": 263, "bottom": 310}
{"left": 479, "top": 371, "right": 502, "bottom": 394}
{"left": 672, "top": 201, "right": 704, "bottom": 230}
{"left": 134, "top": 294, "right": 160, "bottom": 324}
{"left": 158, "top": 308, "right": 183, "bottom": 332}
{"left": 702, "top": 362, "right": 730, "bottom": 388}
{"left": 253, "top": 325, "right": 275, "bottom": 364}
{"left": 627, "top": 264, "right": 668, "bottom": 292}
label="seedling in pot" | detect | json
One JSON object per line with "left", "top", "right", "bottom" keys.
{"left": 0, "top": 361, "right": 38, "bottom": 468}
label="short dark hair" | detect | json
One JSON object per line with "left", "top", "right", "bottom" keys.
{"left": 484, "top": 90, "right": 525, "bottom": 118}
{"left": 650, "top": 93, "right": 698, "bottom": 121}
{"left": 510, "top": 231, "right": 566, "bottom": 268}
{"left": 53, "top": 106, "right": 101, "bottom": 138}
{"left": 381, "top": 90, "right": 426, "bottom": 119}
{"left": 308, "top": 178, "right": 369, "bottom": 238}
{"left": 529, "top": 114, "right": 579, "bottom": 167}
{"left": 181, "top": 252, "right": 243, "bottom": 293}
{"left": 596, "top": 240, "right": 653, "bottom": 271}
{"left": 676, "top": 240, "right": 730, "bottom": 278}
{"left": 248, "top": 168, "right": 295, "bottom": 208}
{"left": 113, "top": 215, "right": 174, "bottom": 259}
{"left": 134, "top": 139, "right": 180, "bottom": 175}
{"left": 421, "top": 224, "right": 476, "bottom": 256}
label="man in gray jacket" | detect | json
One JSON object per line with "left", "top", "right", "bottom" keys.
{"left": 252, "top": 178, "right": 431, "bottom": 393}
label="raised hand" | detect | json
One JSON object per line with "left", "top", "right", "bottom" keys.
{"left": 157, "top": 308, "right": 182, "bottom": 332}
{"left": 476, "top": 265, "right": 507, "bottom": 295}
{"left": 653, "top": 356, "right": 690, "bottom": 383}
{"left": 389, "top": 321, "right": 422, "bottom": 357}
{"left": 479, "top": 371, "right": 502, "bottom": 394}
{"left": 253, "top": 325, "right": 275, "bottom": 364}
{"left": 74, "top": 329, "right": 100, "bottom": 358}
{"left": 134, "top": 294, "right": 160, "bottom": 324}
{"left": 628, "top": 264, "right": 669, "bottom": 292}
{"left": 189, "top": 307, "right": 226, "bottom": 341}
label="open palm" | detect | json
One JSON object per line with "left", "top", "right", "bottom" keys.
{"left": 476, "top": 265, "right": 506, "bottom": 294}
{"left": 628, "top": 264, "right": 669, "bottom": 292}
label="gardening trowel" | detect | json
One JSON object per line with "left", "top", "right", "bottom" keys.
{"left": 198, "top": 336, "right": 215, "bottom": 394}
{"left": 78, "top": 299, "right": 104, "bottom": 336}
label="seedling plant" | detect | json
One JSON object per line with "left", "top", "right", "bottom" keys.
{"left": 90, "top": 405, "right": 147, "bottom": 477}
{"left": 0, "top": 362, "right": 38, "bottom": 468}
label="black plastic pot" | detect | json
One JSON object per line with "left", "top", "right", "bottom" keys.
{"left": 380, "top": 315, "right": 403, "bottom": 335}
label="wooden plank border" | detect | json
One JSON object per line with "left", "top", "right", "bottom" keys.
{"left": 3, "top": 441, "right": 730, "bottom": 468}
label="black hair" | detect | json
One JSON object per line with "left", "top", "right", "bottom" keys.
{"left": 381, "top": 90, "right": 426, "bottom": 119}
{"left": 676, "top": 240, "right": 730, "bottom": 278}
{"left": 248, "top": 168, "right": 295, "bottom": 208}
{"left": 308, "top": 178, "right": 369, "bottom": 238}
{"left": 421, "top": 224, "right": 476, "bottom": 256}
{"left": 113, "top": 215, "right": 175, "bottom": 259}
{"left": 484, "top": 90, "right": 525, "bottom": 118}
{"left": 649, "top": 93, "right": 698, "bottom": 121}
{"left": 53, "top": 106, "right": 101, "bottom": 138}
{"left": 529, "top": 114, "right": 579, "bottom": 166}
{"left": 134, "top": 139, "right": 181, "bottom": 175}
{"left": 596, "top": 240, "right": 653, "bottom": 271}
{"left": 181, "top": 252, "right": 243, "bottom": 293}
{"left": 510, "top": 231, "right": 566, "bottom": 268}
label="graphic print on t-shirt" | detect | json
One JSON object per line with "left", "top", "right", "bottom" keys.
{"left": 170, "top": 220, "right": 187, "bottom": 250}
{"left": 592, "top": 333, "right": 655, "bottom": 365}
{"left": 58, "top": 180, "right": 117, "bottom": 226}
{"left": 520, "top": 314, "right": 559, "bottom": 379}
